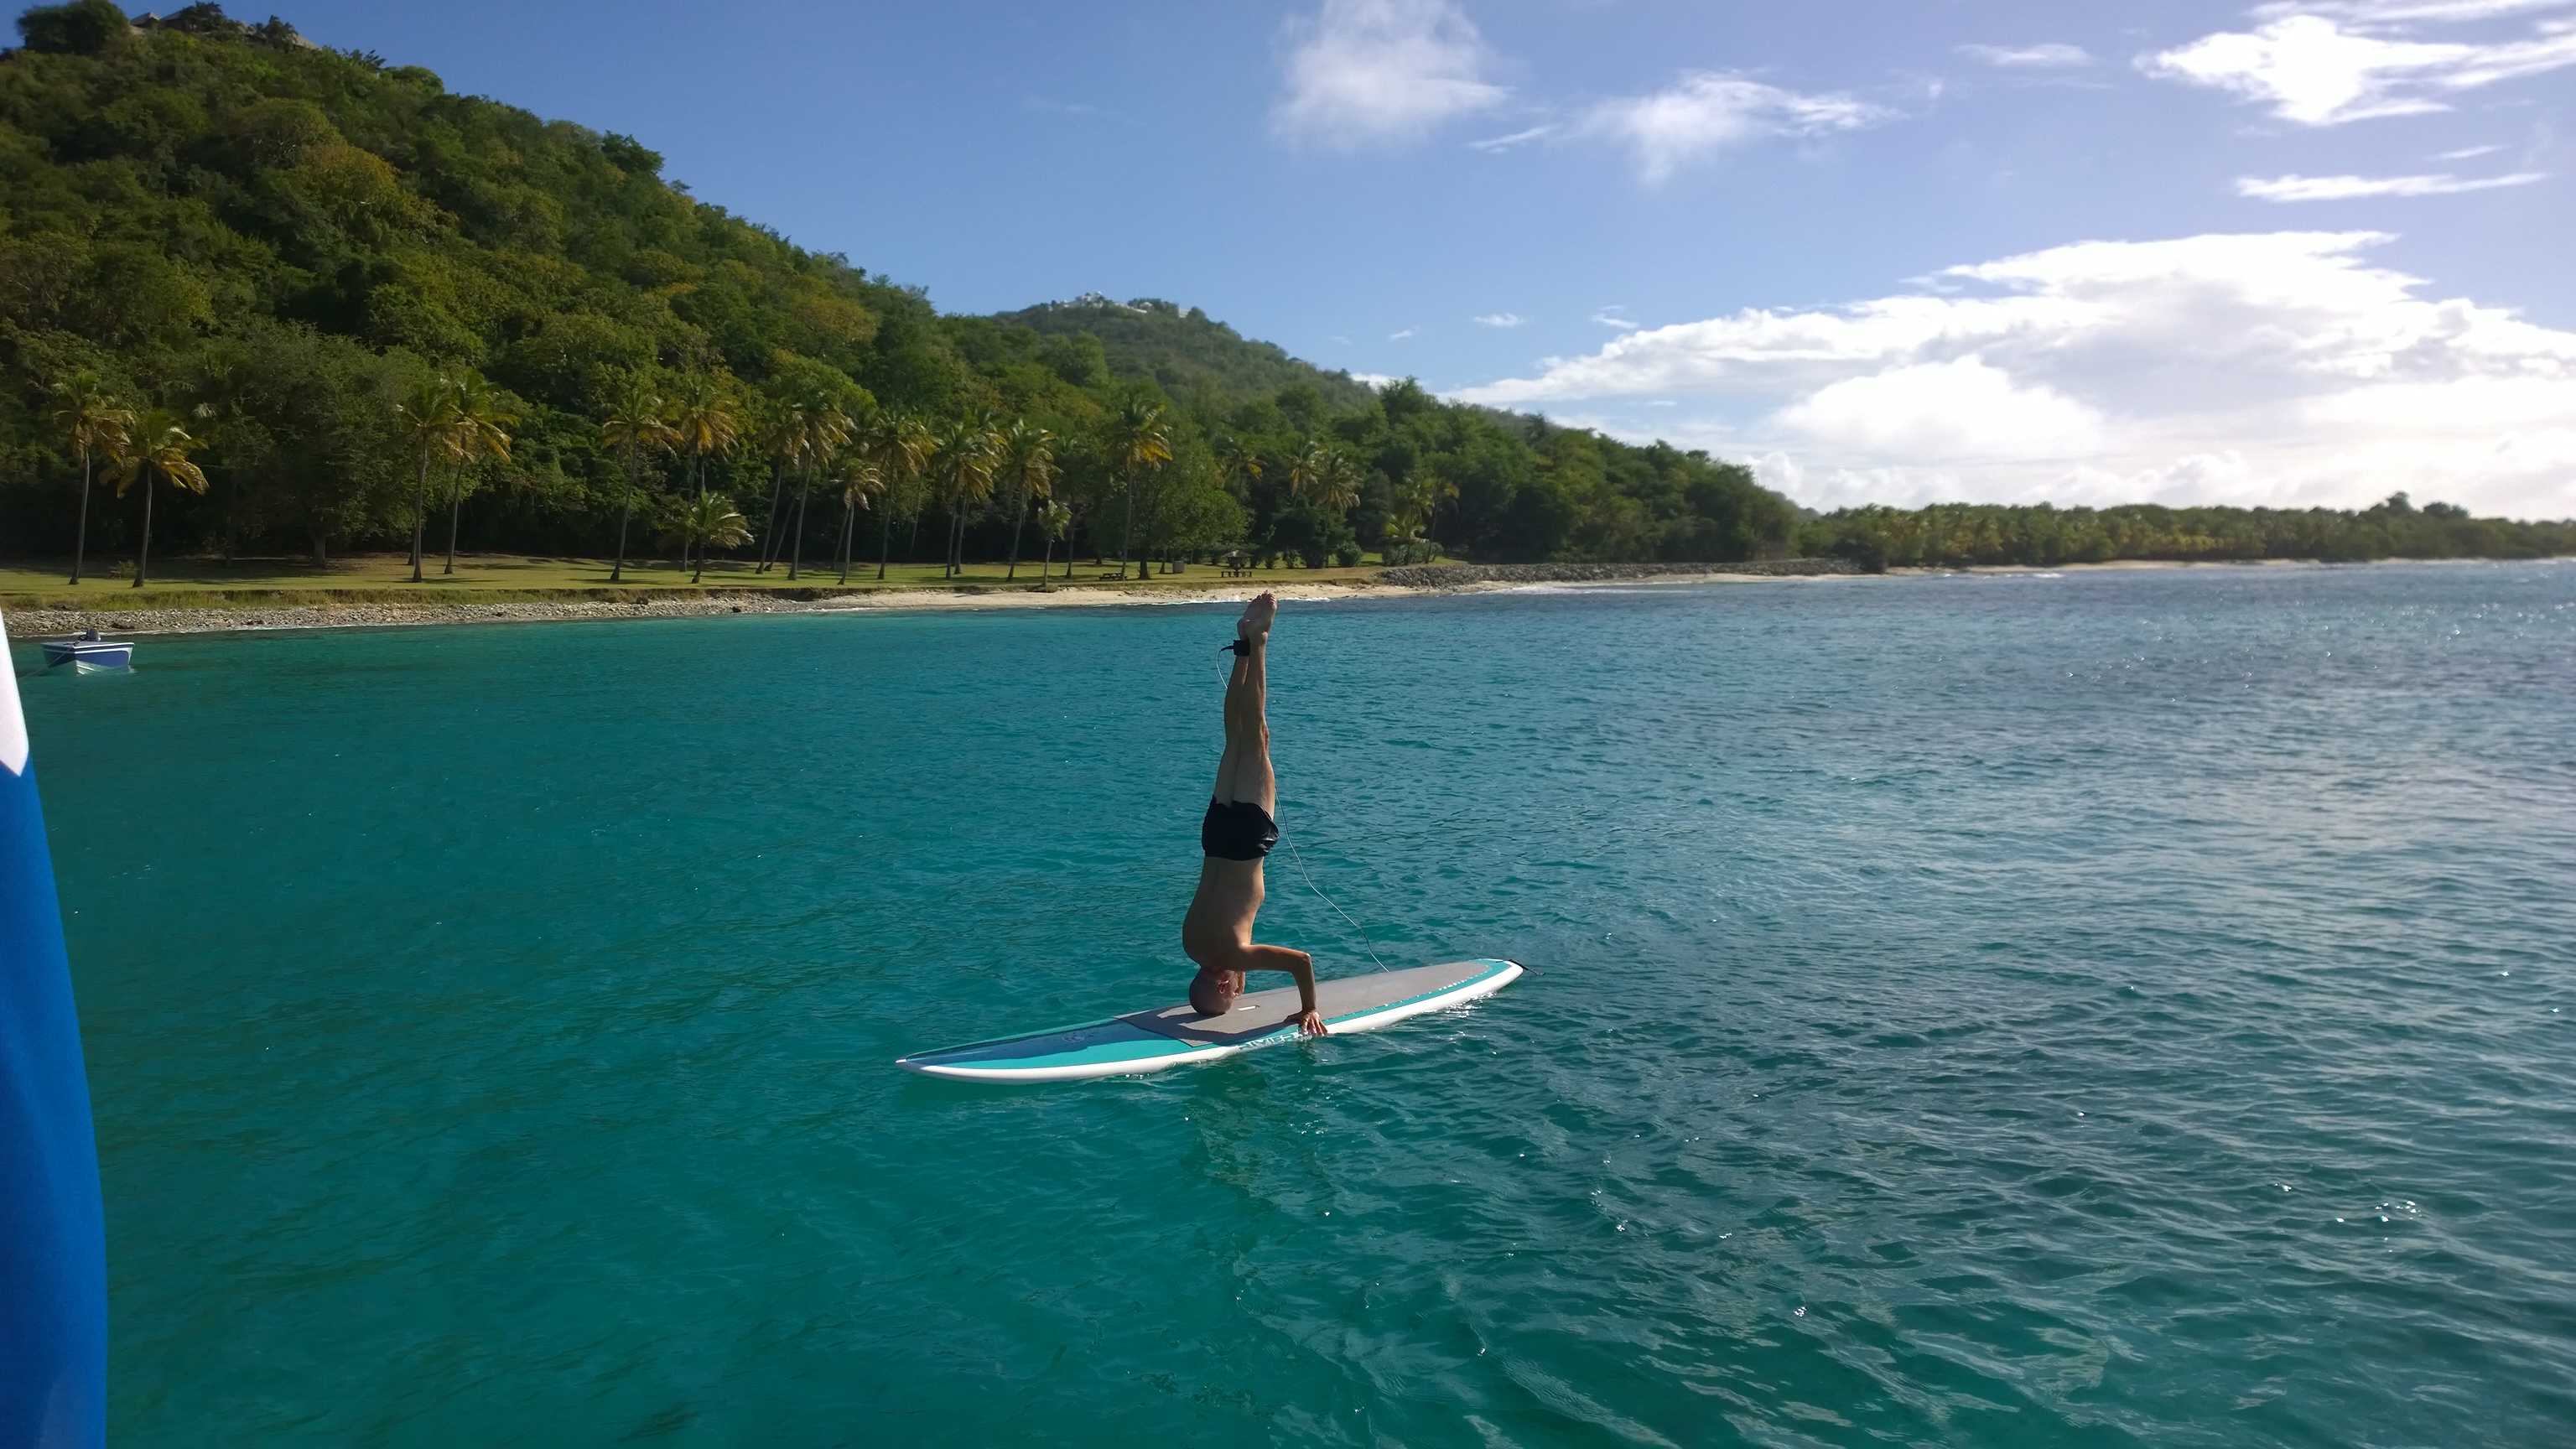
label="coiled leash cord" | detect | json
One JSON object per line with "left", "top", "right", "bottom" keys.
{"left": 1278, "top": 826, "right": 1392, "bottom": 975}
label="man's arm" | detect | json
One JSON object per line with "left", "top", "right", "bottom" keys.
{"left": 1285, "top": 952, "right": 1327, "bottom": 1036}
{"left": 1247, "top": 945, "right": 1329, "bottom": 1035}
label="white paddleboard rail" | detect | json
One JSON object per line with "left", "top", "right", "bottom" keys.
{"left": 896, "top": 958, "right": 1523, "bottom": 1083}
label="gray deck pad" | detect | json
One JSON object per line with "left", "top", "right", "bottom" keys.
{"left": 1126, "top": 961, "right": 1498, "bottom": 1046}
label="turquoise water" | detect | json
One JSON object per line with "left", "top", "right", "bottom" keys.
{"left": 20, "top": 562, "right": 2576, "bottom": 1446}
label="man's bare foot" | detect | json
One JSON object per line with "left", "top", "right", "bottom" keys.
{"left": 1238, "top": 591, "right": 1277, "bottom": 643}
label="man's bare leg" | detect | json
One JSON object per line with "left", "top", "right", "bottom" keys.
{"left": 1211, "top": 594, "right": 1276, "bottom": 809}
{"left": 1183, "top": 593, "right": 1323, "bottom": 1034}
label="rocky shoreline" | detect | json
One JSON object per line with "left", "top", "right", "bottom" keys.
{"left": 1375, "top": 558, "right": 1863, "bottom": 587}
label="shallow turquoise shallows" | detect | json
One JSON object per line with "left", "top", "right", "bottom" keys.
{"left": 19, "top": 562, "right": 2576, "bottom": 1446}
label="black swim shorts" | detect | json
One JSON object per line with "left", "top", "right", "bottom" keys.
{"left": 1201, "top": 798, "right": 1280, "bottom": 861}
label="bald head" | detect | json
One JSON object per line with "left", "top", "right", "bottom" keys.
{"left": 1188, "top": 967, "right": 1239, "bottom": 1018}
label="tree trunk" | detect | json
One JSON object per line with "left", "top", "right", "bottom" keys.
{"left": 1005, "top": 489, "right": 1026, "bottom": 581}
{"left": 684, "top": 449, "right": 709, "bottom": 574}
{"left": 132, "top": 475, "right": 153, "bottom": 589}
{"left": 1119, "top": 470, "right": 1136, "bottom": 579}
{"left": 309, "top": 530, "right": 328, "bottom": 567}
{"left": 877, "top": 506, "right": 893, "bottom": 581}
{"left": 69, "top": 452, "right": 91, "bottom": 584}
{"left": 408, "top": 452, "right": 429, "bottom": 582}
{"left": 787, "top": 463, "right": 812, "bottom": 580}
{"left": 838, "top": 496, "right": 855, "bottom": 584}
{"left": 756, "top": 463, "right": 787, "bottom": 573}
{"left": 610, "top": 453, "right": 635, "bottom": 584}
{"left": 442, "top": 460, "right": 466, "bottom": 575}
{"left": 1039, "top": 535, "right": 1053, "bottom": 592}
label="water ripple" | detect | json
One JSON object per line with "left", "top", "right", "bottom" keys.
{"left": 20, "top": 560, "right": 2575, "bottom": 1445}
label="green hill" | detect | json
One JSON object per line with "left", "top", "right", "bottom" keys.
{"left": 991, "top": 296, "right": 1379, "bottom": 417}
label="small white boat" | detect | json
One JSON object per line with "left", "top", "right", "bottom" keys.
{"left": 41, "top": 630, "right": 133, "bottom": 672}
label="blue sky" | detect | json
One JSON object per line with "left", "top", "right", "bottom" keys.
{"left": 278, "top": 0, "right": 2575, "bottom": 515}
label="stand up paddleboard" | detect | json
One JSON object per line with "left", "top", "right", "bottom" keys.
{"left": 896, "top": 958, "right": 1522, "bottom": 1083}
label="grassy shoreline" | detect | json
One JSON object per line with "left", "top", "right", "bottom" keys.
{"left": 0, "top": 552, "right": 1392, "bottom": 609}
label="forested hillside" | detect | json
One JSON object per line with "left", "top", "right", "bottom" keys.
{"left": 993, "top": 296, "right": 1379, "bottom": 418}
{"left": 1801, "top": 496, "right": 2576, "bottom": 569}
{"left": 0, "top": 1, "right": 1800, "bottom": 574}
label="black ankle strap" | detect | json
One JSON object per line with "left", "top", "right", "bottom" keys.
{"left": 1221, "top": 638, "right": 1249, "bottom": 656}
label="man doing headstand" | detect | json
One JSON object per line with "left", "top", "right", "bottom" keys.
{"left": 1182, "top": 592, "right": 1327, "bottom": 1035}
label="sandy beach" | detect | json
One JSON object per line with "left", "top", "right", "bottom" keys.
{"left": 3, "top": 561, "right": 1867, "bottom": 638}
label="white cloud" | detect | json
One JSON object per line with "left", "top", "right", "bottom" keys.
{"left": 1389, "top": 327, "right": 1417, "bottom": 340}
{"left": 1580, "top": 73, "right": 1889, "bottom": 181}
{"left": 1957, "top": 43, "right": 2095, "bottom": 68}
{"left": 1455, "top": 231, "right": 2576, "bottom": 515}
{"left": 2142, "top": 11, "right": 2576, "bottom": 125}
{"left": 2236, "top": 169, "right": 2546, "bottom": 198}
{"left": 2434, "top": 143, "right": 2506, "bottom": 158}
{"left": 1467, "top": 124, "right": 1555, "bottom": 152}
{"left": 1472, "top": 312, "right": 1525, "bottom": 327}
{"left": 1778, "top": 358, "right": 2106, "bottom": 460}
{"left": 1592, "top": 308, "right": 1640, "bottom": 331}
{"left": 1272, "top": 0, "right": 1507, "bottom": 148}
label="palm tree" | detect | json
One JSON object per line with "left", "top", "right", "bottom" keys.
{"left": 754, "top": 402, "right": 804, "bottom": 574}
{"left": 929, "top": 414, "right": 1000, "bottom": 579}
{"left": 599, "top": 377, "right": 677, "bottom": 584}
{"left": 666, "top": 375, "right": 741, "bottom": 574}
{"left": 1291, "top": 443, "right": 1363, "bottom": 517}
{"left": 442, "top": 375, "right": 515, "bottom": 576}
{"left": 862, "top": 410, "right": 933, "bottom": 581}
{"left": 1322, "top": 450, "right": 1368, "bottom": 517}
{"left": 1057, "top": 496, "right": 1085, "bottom": 582}
{"left": 1099, "top": 397, "right": 1171, "bottom": 580}
{"left": 831, "top": 455, "right": 886, "bottom": 584}
{"left": 661, "top": 492, "right": 753, "bottom": 584}
{"left": 995, "top": 421, "right": 1057, "bottom": 581}
{"left": 47, "top": 371, "right": 132, "bottom": 585}
{"left": 1034, "top": 499, "right": 1071, "bottom": 593}
{"left": 103, "top": 410, "right": 210, "bottom": 589}
{"left": 1385, "top": 469, "right": 1457, "bottom": 558}
{"left": 783, "top": 404, "right": 852, "bottom": 581}
{"left": 395, "top": 376, "right": 462, "bottom": 584}
{"left": 1215, "top": 434, "right": 1264, "bottom": 495}
{"left": 1285, "top": 440, "right": 1327, "bottom": 504}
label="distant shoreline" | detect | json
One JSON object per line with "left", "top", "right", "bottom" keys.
{"left": 0, "top": 571, "right": 1788, "bottom": 639}
{"left": 3, "top": 554, "right": 2561, "bottom": 640}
